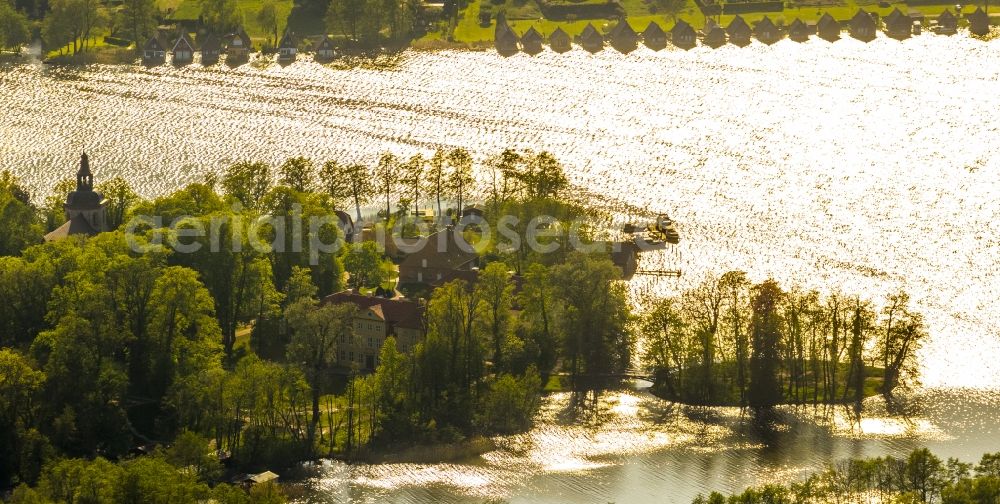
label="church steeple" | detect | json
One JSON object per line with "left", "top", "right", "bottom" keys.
{"left": 77, "top": 152, "right": 93, "bottom": 191}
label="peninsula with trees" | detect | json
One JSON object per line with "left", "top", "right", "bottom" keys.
{"left": 0, "top": 146, "right": 927, "bottom": 501}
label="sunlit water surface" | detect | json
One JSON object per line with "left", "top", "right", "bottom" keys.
{"left": 2, "top": 34, "right": 999, "bottom": 503}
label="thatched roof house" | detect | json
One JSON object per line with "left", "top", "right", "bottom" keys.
{"left": 315, "top": 35, "right": 335, "bottom": 60}
{"left": 200, "top": 33, "right": 221, "bottom": 64}
{"left": 608, "top": 17, "right": 639, "bottom": 53}
{"left": 935, "top": 9, "right": 957, "bottom": 35}
{"left": 495, "top": 12, "right": 519, "bottom": 54}
{"left": 578, "top": 23, "right": 605, "bottom": 53}
{"left": 884, "top": 8, "right": 911, "bottom": 38}
{"left": 671, "top": 20, "right": 696, "bottom": 48}
{"left": 727, "top": 15, "right": 752, "bottom": 46}
{"left": 171, "top": 32, "right": 195, "bottom": 65}
{"left": 549, "top": 27, "right": 571, "bottom": 53}
{"left": 788, "top": 18, "right": 810, "bottom": 42}
{"left": 703, "top": 19, "right": 727, "bottom": 48}
{"left": 142, "top": 36, "right": 166, "bottom": 65}
{"left": 817, "top": 13, "right": 840, "bottom": 41}
{"left": 521, "top": 26, "right": 544, "bottom": 54}
{"left": 642, "top": 21, "right": 666, "bottom": 50}
{"left": 278, "top": 32, "right": 297, "bottom": 61}
{"left": 968, "top": 7, "right": 989, "bottom": 36}
{"left": 226, "top": 28, "right": 252, "bottom": 61}
{"left": 849, "top": 9, "right": 876, "bottom": 41}
{"left": 754, "top": 15, "right": 780, "bottom": 44}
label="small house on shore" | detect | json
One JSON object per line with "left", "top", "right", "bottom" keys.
{"left": 609, "top": 17, "right": 639, "bottom": 53}
{"left": 495, "top": 13, "right": 519, "bottom": 54}
{"left": 200, "top": 34, "right": 221, "bottom": 65}
{"left": 935, "top": 9, "right": 957, "bottom": 35}
{"left": 235, "top": 471, "right": 279, "bottom": 490}
{"left": 754, "top": 15, "right": 780, "bottom": 44}
{"left": 671, "top": 20, "right": 696, "bottom": 48}
{"left": 578, "top": 23, "right": 605, "bottom": 53}
{"left": 521, "top": 26, "right": 544, "bottom": 55}
{"left": 226, "top": 28, "right": 252, "bottom": 62}
{"left": 315, "top": 35, "right": 335, "bottom": 60}
{"left": 278, "top": 32, "right": 297, "bottom": 62}
{"left": 850, "top": 9, "right": 877, "bottom": 41}
{"left": 817, "top": 13, "right": 840, "bottom": 41}
{"left": 142, "top": 36, "right": 166, "bottom": 65}
{"left": 788, "top": 18, "right": 810, "bottom": 42}
{"left": 171, "top": 32, "right": 194, "bottom": 65}
{"left": 642, "top": 21, "right": 667, "bottom": 50}
{"left": 968, "top": 7, "right": 989, "bottom": 36}
{"left": 703, "top": 19, "right": 727, "bottom": 48}
{"left": 549, "top": 27, "right": 571, "bottom": 52}
{"left": 884, "top": 8, "right": 911, "bottom": 39}
{"left": 727, "top": 15, "right": 752, "bottom": 46}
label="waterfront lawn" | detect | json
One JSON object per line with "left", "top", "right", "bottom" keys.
{"left": 45, "top": 31, "right": 137, "bottom": 63}
{"left": 167, "top": 0, "right": 295, "bottom": 44}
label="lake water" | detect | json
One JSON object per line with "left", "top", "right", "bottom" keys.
{"left": 2, "top": 33, "right": 999, "bottom": 503}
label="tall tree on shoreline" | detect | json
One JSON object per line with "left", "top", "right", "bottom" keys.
{"left": 0, "top": 2, "right": 30, "bottom": 54}
{"left": 720, "top": 271, "right": 751, "bottom": 404}
{"left": 748, "top": 279, "right": 783, "bottom": 408}
{"left": 320, "top": 161, "right": 373, "bottom": 225}
{"left": 486, "top": 149, "right": 521, "bottom": 217}
{"left": 447, "top": 148, "right": 473, "bottom": 218}
{"left": 221, "top": 161, "right": 272, "bottom": 212}
{"left": 402, "top": 153, "right": 425, "bottom": 219}
{"left": 426, "top": 149, "right": 446, "bottom": 223}
{"left": 279, "top": 157, "right": 315, "bottom": 193}
{"left": 43, "top": 0, "right": 105, "bottom": 55}
{"left": 683, "top": 275, "right": 724, "bottom": 403}
{"left": 256, "top": 1, "right": 279, "bottom": 48}
{"left": 200, "top": 0, "right": 241, "bottom": 36}
{"left": 374, "top": 152, "right": 398, "bottom": 223}
{"left": 119, "top": 0, "right": 156, "bottom": 46}
{"left": 878, "top": 292, "right": 926, "bottom": 395}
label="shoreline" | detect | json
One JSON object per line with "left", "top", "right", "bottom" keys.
{"left": 10, "top": 27, "right": 993, "bottom": 69}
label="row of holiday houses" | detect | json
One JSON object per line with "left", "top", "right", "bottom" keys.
{"left": 495, "top": 8, "right": 993, "bottom": 54}
{"left": 140, "top": 29, "right": 338, "bottom": 66}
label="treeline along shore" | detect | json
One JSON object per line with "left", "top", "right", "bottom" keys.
{"left": 0, "top": 147, "right": 928, "bottom": 500}
{"left": 697, "top": 447, "right": 1000, "bottom": 504}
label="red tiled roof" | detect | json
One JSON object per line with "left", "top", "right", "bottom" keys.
{"left": 322, "top": 291, "right": 424, "bottom": 330}
{"left": 398, "top": 229, "right": 479, "bottom": 271}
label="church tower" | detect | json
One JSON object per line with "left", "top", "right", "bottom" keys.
{"left": 44, "top": 153, "right": 109, "bottom": 241}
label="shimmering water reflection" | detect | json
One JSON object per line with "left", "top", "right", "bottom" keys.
{"left": 293, "top": 387, "right": 1000, "bottom": 503}
{"left": 3, "top": 35, "right": 1000, "bottom": 503}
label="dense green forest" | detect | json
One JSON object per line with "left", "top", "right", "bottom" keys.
{"left": 643, "top": 275, "right": 926, "bottom": 407}
{"left": 0, "top": 148, "right": 637, "bottom": 497}
{"left": 698, "top": 448, "right": 1000, "bottom": 504}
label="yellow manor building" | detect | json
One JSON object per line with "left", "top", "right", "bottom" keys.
{"left": 322, "top": 290, "right": 426, "bottom": 372}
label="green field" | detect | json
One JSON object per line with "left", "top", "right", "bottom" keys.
{"left": 163, "top": 0, "right": 296, "bottom": 44}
